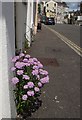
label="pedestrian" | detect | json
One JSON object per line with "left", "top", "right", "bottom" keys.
{"left": 37, "top": 16, "right": 42, "bottom": 31}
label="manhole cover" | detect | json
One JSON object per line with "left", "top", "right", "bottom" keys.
{"left": 37, "top": 58, "right": 59, "bottom": 67}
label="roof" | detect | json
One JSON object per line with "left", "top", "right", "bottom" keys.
{"left": 45, "top": 0, "right": 56, "bottom": 4}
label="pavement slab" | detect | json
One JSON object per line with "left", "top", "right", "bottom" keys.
{"left": 27, "top": 25, "right": 80, "bottom": 118}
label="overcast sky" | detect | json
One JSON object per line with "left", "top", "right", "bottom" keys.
{"left": 62, "top": 0, "right": 82, "bottom": 11}
{"left": 62, "top": 0, "right": 81, "bottom": 2}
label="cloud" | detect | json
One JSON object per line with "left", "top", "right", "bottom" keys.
{"left": 62, "top": 0, "right": 82, "bottom": 2}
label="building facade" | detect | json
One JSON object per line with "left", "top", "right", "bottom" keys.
{"left": 57, "top": 2, "right": 69, "bottom": 23}
{"left": 0, "top": 0, "right": 38, "bottom": 119}
{"left": 45, "top": 0, "right": 57, "bottom": 18}
{"left": 40, "top": 0, "right": 69, "bottom": 23}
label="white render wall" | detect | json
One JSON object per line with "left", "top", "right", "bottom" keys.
{"left": 16, "top": 1, "right": 34, "bottom": 49}
{"left": 1, "top": 2, "right": 16, "bottom": 118}
{"left": 16, "top": 2, "right": 27, "bottom": 51}
{"left": 30, "top": 0, "right": 34, "bottom": 28}
{"left": 26, "top": 0, "right": 31, "bottom": 47}
{"left": 0, "top": 1, "right": 2, "bottom": 120}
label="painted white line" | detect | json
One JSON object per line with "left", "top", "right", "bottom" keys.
{"left": 44, "top": 25, "right": 82, "bottom": 57}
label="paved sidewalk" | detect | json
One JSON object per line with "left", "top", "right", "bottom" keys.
{"left": 28, "top": 25, "right": 80, "bottom": 118}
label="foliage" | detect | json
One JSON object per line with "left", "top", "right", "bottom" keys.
{"left": 23, "top": 38, "right": 29, "bottom": 50}
{"left": 11, "top": 52, "right": 49, "bottom": 116}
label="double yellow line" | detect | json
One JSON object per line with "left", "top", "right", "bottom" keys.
{"left": 44, "top": 25, "right": 82, "bottom": 57}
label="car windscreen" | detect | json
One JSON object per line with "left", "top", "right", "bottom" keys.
{"left": 47, "top": 18, "right": 54, "bottom": 20}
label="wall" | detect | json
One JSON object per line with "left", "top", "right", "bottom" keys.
{"left": 26, "top": 0, "right": 31, "bottom": 47}
{"left": 0, "top": 1, "right": 2, "bottom": 119}
{"left": 16, "top": 2, "right": 27, "bottom": 51}
{"left": 33, "top": 1, "right": 38, "bottom": 35}
{"left": 1, "top": 2, "right": 16, "bottom": 118}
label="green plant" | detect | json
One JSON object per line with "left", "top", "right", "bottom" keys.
{"left": 11, "top": 52, "right": 49, "bottom": 116}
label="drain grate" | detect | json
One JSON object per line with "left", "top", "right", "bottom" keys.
{"left": 37, "top": 58, "right": 59, "bottom": 67}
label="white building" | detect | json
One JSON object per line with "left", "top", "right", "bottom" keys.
{"left": 57, "top": 2, "right": 69, "bottom": 23}
{"left": 0, "top": 0, "right": 38, "bottom": 119}
{"left": 45, "top": 0, "right": 58, "bottom": 18}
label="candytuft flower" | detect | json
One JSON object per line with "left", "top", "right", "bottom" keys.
{"left": 25, "top": 54, "right": 30, "bottom": 58}
{"left": 15, "top": 62, "right": 25, "bottom": 69}
{"left": 12, "top": 56, "right": 19, "bottom": 62}
{"left": 11, "top": 53, "right": 49, "bottom": 114}
{"left": 33, "top": 65, "right": 39, "bottom": 70}
{"left": 27, "top": 91, "right": 34, "bottom": 96}
{"left": 34, "top": 87, "right": 40, "bottom": 92}
{"left": 17, "top": 70, "right": 23, "bottom": 75}
{"left": 23, "top": 75, "right": 30, "bottom": 80}
{"left": 28, "top": 82, "right": 34, "bottom": 88}
{"left": 39, "top": 69, "right": 48, "bottom": 75}
{"left": 23, "top": 85, "right": 28, "bottom": 89}
{"left": 12, "top": 77, "right": 19, "bottom": 85}
{"left": 38, "top": 82, "right": 42, "bottom": 87}
{"left": 23, "top": 58, "right": 28, "bottom": 62}
{"left": 40, "top": 75, "right": 49, "bottom": 84}
{"left": 32, "top": 69, "right": 38, "bottom": 76}
{"left": 11, "top": 67, "right": 16, "bottom": 71}
{"left": 19, "top": 53, "right": 25, "bottom": 57}
{"left": 22, "top": 95, "right": 28, "bottom": 100}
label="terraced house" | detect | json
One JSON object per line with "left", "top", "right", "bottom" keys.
{"left": 45, "top": 0, "right": 58, "bottom": 18}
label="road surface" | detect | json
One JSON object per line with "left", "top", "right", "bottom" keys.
{"left": 27, "top": 24, "right": 80, "bottom": 118}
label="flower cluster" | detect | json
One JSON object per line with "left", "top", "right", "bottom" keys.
{"left": 11, "top": 53, "right": 49, "bottom": 104}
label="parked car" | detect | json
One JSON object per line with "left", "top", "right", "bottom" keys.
{"left": 77, "top": 16, "right": 82, "bottom": 26}
{"left": 45, "top": 17, "right": 55, "bottom": 25}
{"left": 41, "top": 15, "right": 46, "bottom": 24}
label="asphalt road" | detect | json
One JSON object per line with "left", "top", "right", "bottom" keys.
{"left": 49, "top": 24, "right": 81, "bottom": 47}
{"left": 28, "top": 24, "right": 80, "bottom": 118}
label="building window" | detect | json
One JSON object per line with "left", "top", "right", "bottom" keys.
{"left": 47, "top": 4, "right": 48, "bottom": 7}
{"left": 54, "top": 9, "right": 56, "bottom": 13}
{"left": 54, "top": 3, "right": 56, "bottom": 7}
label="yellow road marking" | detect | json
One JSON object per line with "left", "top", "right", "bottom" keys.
{"left": 44, "top": 25, "right": 82, "bottom": 57}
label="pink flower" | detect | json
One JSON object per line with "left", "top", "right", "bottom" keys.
{"left": 22, "top": 95, "right": 28, "bottom": 100}
{"left": 23, "top": 75, "right": 30, "bottom": 80}
{"left": 39, "top": 69, "right": 48, "bottom": 75}
{"left": 23, "top": 85, "right": 28, "bottom": 89}
{"left": 36, "top": 75, "right": 40, "bottom": 79}
{"left": 19, "top": 53, "right": 25, "bottom": 57}
{"left": 33, "top": 62, "right": 38, "bottom": 65}
{"left": 11, "top": 67, "right": 16, "bottom": 71}
{"left": 27, "top": 91, "right": 34, "bottom": 96}
{"left": 38, "top": 63, "right": 43, "bottom": 68}
{"left": 28, "top": 58, "right": 34, "bottom": 65}
{"left": 28, "top": 82, "right": 34, "bottom": 88}
{"left": 34, "top": 87, "right": 40, "bottom": 92}
{"left": 12, "top": 77, "right": 19, "bottom": 85}
{"left": 38, "top": 82, "right": 42, "bottom": 87}
{"left": 23, "top": 59, "right": 28, "bottom": 62}
{"left": 25, "top": 54, "right": 30, "bottom": 58}
{"left": 32, "top": 69, "right": 38, "bottom": 76}
{"left": 33, "top": 58, "right": 38, "bottom": 62}
{"left": 40, "top": 75, "right": 49, "bottom": 84}
{"left": 33, "top": 65, "right": 39, "bottom": 70}
{"left": 17, "top": 70, "right": 23, "bottom": 75}
{"left": 24, "top": 63, "right": 30, "bottom": 67}
{"left": 15, "top": 62, "right": 25, "bottom": 69}
{"left": 12, "top": 56, "right": 19, "bottom": 62}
